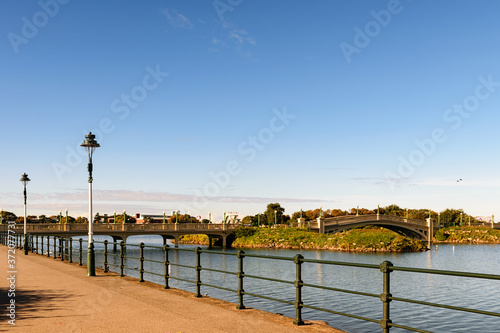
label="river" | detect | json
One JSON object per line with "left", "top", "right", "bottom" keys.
{"left": 56, "top": 235, "right": 499, "bottom": 333}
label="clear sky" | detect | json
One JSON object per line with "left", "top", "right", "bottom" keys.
{"left": 1, "top": 0, "right": 500, "bottom": 221}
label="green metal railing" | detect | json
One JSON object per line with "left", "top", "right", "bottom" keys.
{"left": 2, "top": 232, "right": 500, "bottom": 332}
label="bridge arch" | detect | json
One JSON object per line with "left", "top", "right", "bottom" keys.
{"left": 322, "top": 221, "right": 427, "bottom": 240}
{"left": 307, "top": 214, "right": 434, "bottom": 246}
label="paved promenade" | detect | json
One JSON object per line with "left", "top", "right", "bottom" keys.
{"left": 0, "top": 246, "right": 343, "bottom": 333}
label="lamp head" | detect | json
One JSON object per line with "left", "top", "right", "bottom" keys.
{"left": 81, "top": 132, "right": 100, "bottom": 158}
{"left": 20, "top": 173, "right": 31, "bottom": 186}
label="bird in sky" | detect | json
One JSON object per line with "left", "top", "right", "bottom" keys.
{"left": 457, "top": 179, "right": 463, "bottom": 183}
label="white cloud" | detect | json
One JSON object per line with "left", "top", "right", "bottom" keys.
{"left": 19, "top": 189, "right": 319, "bottom": 205}
{"left": 163, "top": 8, "right": 193, "bottom": 29}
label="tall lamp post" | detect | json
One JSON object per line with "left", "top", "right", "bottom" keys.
{"left": 20, "top": 173, "right": 31, "bottom": 255}
{"left": 81, "top": 132, "right": 100, "bottom": 276}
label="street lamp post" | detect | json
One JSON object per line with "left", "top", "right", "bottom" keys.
{"left": 20, "top": 173, "right": 31, "bottom": 255}
{"left": 81, "top": 132, "right": 100, "bottom": 276}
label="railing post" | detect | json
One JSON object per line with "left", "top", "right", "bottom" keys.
{"left": 293, "top": 254, "right": 304, "bottom": 325}
{"left": 60, "top": 237, "right": 64, "bottom": 261}
{"left": 139, "top": 242, "right": 145, "bottom": 282}
{"left": 47, "top": 236, "right": 51, "bottom": 257}
{"left": 236, "top": 250, "right": 245, "bottom": 309}
{"left": 120, "top": 241, "right": 125, "bottom": 277}
{"left": 380, "top": 261, "right": 393, "bottom": 333}
{"left": 41, "top": 235, "right": 44, "bottom": 256}
{"left": 31, "top": 234, "right": 35, "bottom": 253}
{"left": 194, "top": 247, "right": 202, "bottom": 298}
{"left": 69, "top": 238, "right": 73, "bottom": 263}
{"left": 52, "top": 236, "right": 57, "bottom": 259}
{"left": 103, "top": 240, "right": 108, "bottom": 273}
{"left": 79, "top": 238, "right": 83, "bottom": 266}
{"left": 163, "top": 244, "right": 170, "bottom": 289}
{"left": 34, "top": 235, "right": 38, "bottom": 254}
{"left": 53, "top": 236, "right": 57, "bottom": 259}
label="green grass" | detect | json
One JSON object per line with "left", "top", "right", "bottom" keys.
{"left": 178, "top": 234, "right": 209, "bottom": 245}
{"left": 232, "top": 227, "right": 427, "bottom": 252}
{"left": 178, "top": 226, "right": 500, "bottom": 251}
{"left": 434, "top": 227, "right": 500, "bottom": 243}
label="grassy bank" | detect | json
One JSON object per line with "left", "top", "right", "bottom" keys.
{"left": 233, "top": 227, "right": 427, "bottom": 252}
{"left": 178, "top": 234, "right": 209, "bottom": 245}
{"left": 434, "top": 227, "right": 500, "bottom": 243}
{"left": 179, "top": 226, "right": 500, "bottom": 252}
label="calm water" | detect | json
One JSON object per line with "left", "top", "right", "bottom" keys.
{"left": 42, "top": 236, "right": 500, "bottom": 333}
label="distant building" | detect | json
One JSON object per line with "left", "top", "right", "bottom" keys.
{"left": 475, "top": 216, "right": 493, "bottom": 222}
{"left": 135, "top": 213, "right": 171, "bottom": 224}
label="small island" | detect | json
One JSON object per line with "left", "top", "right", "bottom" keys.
{"left": 180, "top": 225, "right": 500, "bottom": 252}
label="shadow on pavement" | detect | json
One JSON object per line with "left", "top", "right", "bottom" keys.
{"left": 0, "top": 287, "right": 81, "bottom": 330}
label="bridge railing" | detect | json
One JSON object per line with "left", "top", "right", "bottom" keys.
{"left": 4, "top": 232, "right": 499, "bottom": 333}
{"left": 313, "top": 214, "right": 429, "bottom": 227}
{"left": 0, "top": 223, "right": 241, "bottom": 233}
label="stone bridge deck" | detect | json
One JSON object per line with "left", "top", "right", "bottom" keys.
{"left": 1, "top": 223, "right": 239, "bottom": 248}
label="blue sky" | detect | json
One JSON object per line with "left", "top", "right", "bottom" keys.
{"left": 1, "top": 0, "right": 500, "bottom": 221}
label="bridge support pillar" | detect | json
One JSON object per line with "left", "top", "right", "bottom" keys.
{"left": 222, "top": 235, "right": 227, "bottom": 249}
{"left": 174, "top": 235, "right": 179, "bottom": 248}
{"left": 426, "top": 218, "right": 434, "bottom": 249}
{"left": 112, "top": 236, "right": 124, "bottom": 251}
{"left": 317, "top": 218, "right": 325, "bottom": 234}
{"left": 208, "top": 236, "right": 213, "bottom": 248}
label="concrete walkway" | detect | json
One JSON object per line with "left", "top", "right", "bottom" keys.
{"left": 1, "top": 246, "right": 344, "bottom": 333}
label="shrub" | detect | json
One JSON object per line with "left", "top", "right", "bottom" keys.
{"left": 235, "top": 226, "right": 257, "bottom": 238}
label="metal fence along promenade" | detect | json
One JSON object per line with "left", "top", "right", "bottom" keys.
{"left": 2, "top": 232, "right": 499, "bottom": 333}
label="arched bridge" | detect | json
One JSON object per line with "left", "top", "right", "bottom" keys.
{"left": 5, "top": 223, "right": 238, "bottom": 248}
{"left": 305, "top": 214, "right": 436, "bottom": 247}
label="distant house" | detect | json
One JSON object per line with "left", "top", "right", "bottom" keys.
{"left": 475, "top": 216, "right": 493, "bottom": 223}
{"left": 134, "top": 213, "right": 171, "bottom": 224}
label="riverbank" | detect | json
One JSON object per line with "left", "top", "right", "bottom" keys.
{"left": 179, "top": 226, "right": 500, "bottom": 251}
{"left": 0, "top": 245, "right": 343, "bottom": 332}
{"left": 180, "top": 227, "right": 428, "bottom": 252}
{"left": 434, "top": 226, "right": 500, "bottom": 243}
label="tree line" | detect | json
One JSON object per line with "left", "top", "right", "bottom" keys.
{"left": 0, "top": 204, "right": 484, "bottom": 227}
{"left": 242, "top": 203, "right": 482, "bottom": 228}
